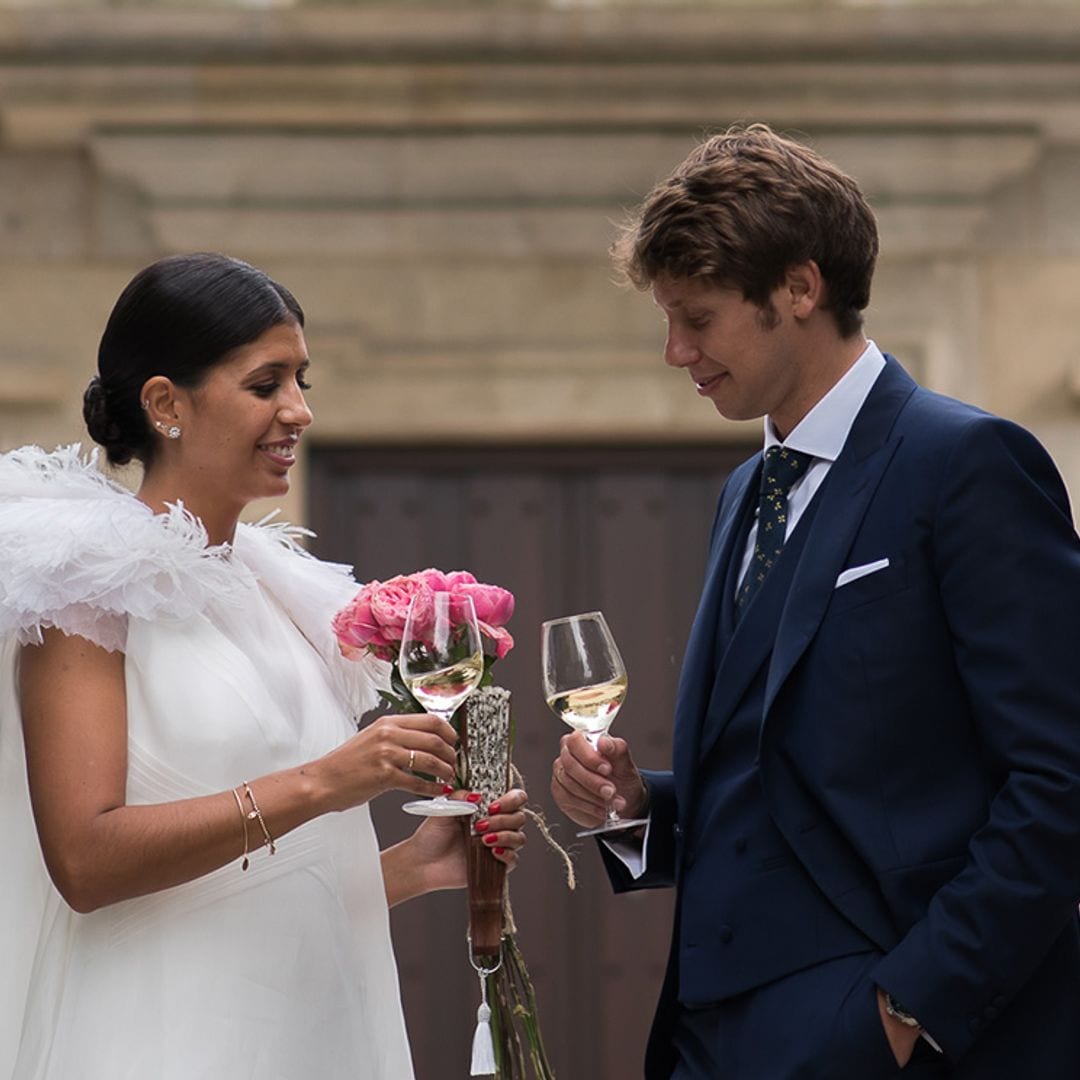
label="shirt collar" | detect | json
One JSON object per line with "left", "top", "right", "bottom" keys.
{"left": 763, "top": 340, "right": 886, "bottom": 462}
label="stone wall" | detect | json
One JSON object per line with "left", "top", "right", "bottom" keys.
{"left": 0, "top": 2, "right": 1078, "bottom": 521}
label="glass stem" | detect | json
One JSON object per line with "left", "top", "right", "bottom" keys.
{"left": 435, "top": 708, "right": 459, "bottom": 794}
{"left": 585, "top": 731, "right": 618, "bottom": 822}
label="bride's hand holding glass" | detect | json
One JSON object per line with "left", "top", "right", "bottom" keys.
{"left": 313, "top": 710, "right": 460, "bottom": 810}
{"left": 409, "top": 786, "right": 530, "bottom": 882}
{"left": 380, "top": 785, "right": 529, "bottom": 908}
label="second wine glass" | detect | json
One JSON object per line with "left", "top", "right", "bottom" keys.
{"left": 541, "top": 611, "right": 649, "bottom": 837}
{"left": 399, "top": 590, "right": 484, "bottom": 817}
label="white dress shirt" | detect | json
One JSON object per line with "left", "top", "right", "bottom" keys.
{"left": 735, "top": 341, "right": 886, "bottom": 592}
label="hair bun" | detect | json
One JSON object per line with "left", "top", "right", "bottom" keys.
{"left": 83, "top": 374, "right": 136, "bottom": 466}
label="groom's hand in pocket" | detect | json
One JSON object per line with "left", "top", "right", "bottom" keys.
{"left": 551, "top": 732, "right": 648, "bottom": 829}
{"left": 876, "top": 989, "right": 921, "bottom": 1068}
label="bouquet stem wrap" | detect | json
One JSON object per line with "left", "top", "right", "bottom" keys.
{"left": 461, "top": 686, "right": 512, "bottom": 957}
{"left": 459, "top": 685, "right": 555, "bottom": 1078}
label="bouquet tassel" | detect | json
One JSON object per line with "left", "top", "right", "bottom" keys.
{"left": 470, "top": 975, "right": 497, "bottom": 1076}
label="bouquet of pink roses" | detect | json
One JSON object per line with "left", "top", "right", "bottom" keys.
{"left": 333, "top": 568, "right": 557, "bottom": 1080}
{"left": 333, "top": 568, "right": 515, "bottom": 722}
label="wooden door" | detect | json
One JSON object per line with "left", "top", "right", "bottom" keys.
{"left": 307, "top": 443, "right": 750, "bottom": 1079}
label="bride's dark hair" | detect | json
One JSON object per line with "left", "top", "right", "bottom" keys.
{"left": 84, "top": 252, "right": 305, "bottom": 467}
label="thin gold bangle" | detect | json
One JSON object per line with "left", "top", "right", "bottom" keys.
{"left": 241, "top": 781, "right": 277, "bottom": 856}
{"left": 230, "top": 787, "right": 250, "bottom": 871}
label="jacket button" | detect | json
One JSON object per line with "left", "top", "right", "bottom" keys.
{"left": 719, "top": 926, "right": 734, "bottom": 944}
{"left": 673, "top": 824, "right": 684, "bottom": 840}
{"left": 992, "top": 994, "right": 1006, "bottom": 1009}
{"left": 734, "top": 837, "right": 747, "bottom": 854}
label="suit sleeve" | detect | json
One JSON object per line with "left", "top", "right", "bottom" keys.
{"left": 872, "top": 415, "right": 1080, "bottom": 1061}
{"left": 598, "top": 769, "right": 679, "bottom": 893}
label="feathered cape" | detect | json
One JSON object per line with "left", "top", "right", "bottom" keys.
{"left": 0, "top": 443, "right": 385, "bottom": 714}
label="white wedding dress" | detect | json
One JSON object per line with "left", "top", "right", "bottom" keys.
{"left": 0, "top": 446, "right": 415, "bottom": 1080}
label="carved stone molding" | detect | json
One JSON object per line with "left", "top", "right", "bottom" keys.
{"left": 0, "top": 4, "right": 1076, "bottom": 484}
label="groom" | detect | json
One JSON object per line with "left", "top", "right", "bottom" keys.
{"left": 551, "top": 124, "right": 1080, "bottom": 1078}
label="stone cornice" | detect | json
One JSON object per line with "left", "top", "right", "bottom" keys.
{"left": 0, "top": 7, "right": 1077, "bottom": 150}
{"left": 0, "top": 6, "right": 1077, "bottom": 63}
{"left": 0, "top": 5, "right": 1075, "bottom": 260}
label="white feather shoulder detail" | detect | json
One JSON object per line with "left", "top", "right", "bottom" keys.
{"left": 232, "top": 515, "right": 390, "bottom": 717}
{"left": 0, "top": 445, "right": 252, "bottom": 652}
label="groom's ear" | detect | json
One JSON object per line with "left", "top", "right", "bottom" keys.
{"left": 783, "top": 261, "right": 825, "bottom": 321}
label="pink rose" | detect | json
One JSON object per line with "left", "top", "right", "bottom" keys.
{"left": 479, "top": 621, "right": 515, "bottom": 660}
{"left": 444, "top": 570, "right": 478, "bottom": 588}
{"left": 453, "top": 582, "right": 515, "bottom": 628}
{"left": 332, "top": 584, "right": 400, "bottom": 661}
{"left": 331, "top": 584, "right": 380, "bottom": 649}
{"left": 416, "top": 568, "right": 452, "bottom": 592}
{"left": 369, "top": 576, "right": 435, "bottom": 640}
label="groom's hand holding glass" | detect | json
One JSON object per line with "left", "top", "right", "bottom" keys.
{"left": 542, "top": 611, "right": 650, "bottom": 836}
{"left": 550, "top": 732, "right": 649, "bottom": 833}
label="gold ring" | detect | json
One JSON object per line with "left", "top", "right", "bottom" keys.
{"left": 408, "top": 749, "right": 416, "bottom": 772}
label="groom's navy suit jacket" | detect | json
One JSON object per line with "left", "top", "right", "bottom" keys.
{"left": 605, "top": 356, "right": 1080, "bottom": 1076}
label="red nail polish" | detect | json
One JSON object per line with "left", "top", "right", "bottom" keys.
{"left": 483, "top": 833, "right": 498, "bottom": 846}
{"left": 466, "top": 792, "right": 483, "bottom": 804}
{"left": 487, "top": 801, "right": 502, "bottom": 815}
{"left": 474, "top": 819, "right": 489, "bottom": 833}
{"left": 494, "top": 847, "right": 506, "bottom": 856}
{"left": 441, "top": 784, "right": 455, "bottom": 795}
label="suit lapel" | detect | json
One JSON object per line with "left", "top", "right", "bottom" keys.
{"left": 763, "top": 356, "right": 917, "bottom": 718}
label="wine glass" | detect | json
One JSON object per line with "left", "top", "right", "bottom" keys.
{"left": 399, "top": 591, "right": 484, "bottom": 817}
{"left": 541, "top": 611, "right": 648, "bottom": 837}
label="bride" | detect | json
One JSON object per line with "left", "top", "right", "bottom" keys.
{"left": 0, "top": 253, "right": 527, "bottom": 1079}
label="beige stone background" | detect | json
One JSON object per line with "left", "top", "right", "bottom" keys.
{"left": 0, "top": 0, "right": 1078, "bottom": 524}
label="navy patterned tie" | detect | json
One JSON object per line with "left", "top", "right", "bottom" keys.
{"left": 735, "top": 445, "right": 815, "bottom": 617}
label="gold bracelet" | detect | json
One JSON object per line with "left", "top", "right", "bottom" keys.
{"left": 241, "top": 781, "right": 277, "bottom": 856}
{"left": 230, "top": 787, "right": 250, "bottom": 871}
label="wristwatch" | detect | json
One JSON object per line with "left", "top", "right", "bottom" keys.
{"left": 884, "top": 993, "right": 922, "bottom": 1030}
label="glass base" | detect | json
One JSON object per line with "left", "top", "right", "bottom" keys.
{"left": 576, "top": 816, "right": 649, "bottom": 838}
{"left": 403, "top": 796, "right": 478, "bottom": 818}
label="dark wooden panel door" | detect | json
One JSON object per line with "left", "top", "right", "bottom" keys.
{"left": 307, "top": 444, "right": 750, "bottom": 1080}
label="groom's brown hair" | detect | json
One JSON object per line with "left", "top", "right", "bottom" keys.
{"left": 613, "top": 123, "right": 879, "bottom": 339}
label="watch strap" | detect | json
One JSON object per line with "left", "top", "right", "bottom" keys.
{"left": 884, "top": 992, "right": 922, "bottom": 1030}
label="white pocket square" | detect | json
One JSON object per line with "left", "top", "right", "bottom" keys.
{"left": 835, "top": 558, "right": 890, "bottom": 589}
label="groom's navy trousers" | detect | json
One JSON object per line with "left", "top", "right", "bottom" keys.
{"left": 602, "top": 356, "right": 1080, "bottom": 1078}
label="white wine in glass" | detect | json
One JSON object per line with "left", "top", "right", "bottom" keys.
{"left": 546, "top": 676, "right": 627, "bottom": 738}
{"left": 399, "top": 591, "right": 484, "bottom": 818}
{"left": 408, "top": 656, "right": 486, "bottom": 715}
{"left": 541, "top": 612, "right": 648, "bottom": 837}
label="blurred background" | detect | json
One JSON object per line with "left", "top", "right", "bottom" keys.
{"left": 2, "top": 0, "right": 1079, "bottom": 1075}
